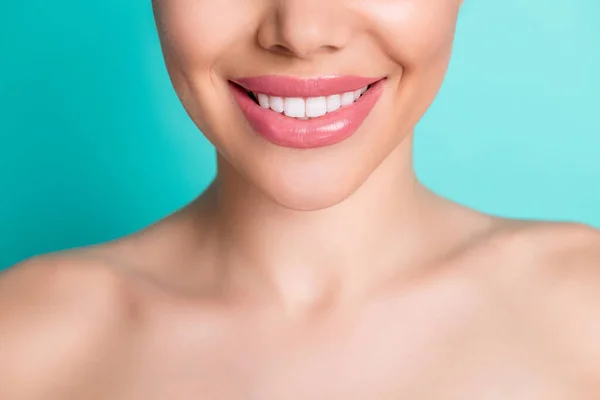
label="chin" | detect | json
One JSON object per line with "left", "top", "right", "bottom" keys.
{"left": 262, "top": 176, "right": 360, "bottom": 212}
{"left": 243, "top": 153, "right": 373, "bottom": 212}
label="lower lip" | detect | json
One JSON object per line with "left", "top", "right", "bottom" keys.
{"left": 229, "top": 80, "right": 385, "bottom": 149}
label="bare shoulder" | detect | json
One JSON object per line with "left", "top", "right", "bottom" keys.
{"left": 0, "top": 252, "right": 142, "bottom": 399}
{"left": 470, "top": 219, "right": 600, "bottom": 301}
{"left": 464, "top": 219, "right": 600, "bottom": 274}
{"left": 470, "top": 220, "right": 600, "bottom": 382}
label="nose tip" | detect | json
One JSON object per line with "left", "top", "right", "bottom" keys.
{"left": 257, "top": 1, "right": 352, "bottom": 59}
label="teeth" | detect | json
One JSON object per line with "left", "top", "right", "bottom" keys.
{"left": 257, "top": 93, "right": 270, "bottom": 109}
{"left": 306, "top": 96, "right": 327, "bottom": 118}
{"left": 269, "top": 96, "right": 284, "bottom": 113}
{"left": 250, "top": 86, "right": 369, "bottom": 119}
{"left": 340, "top": 91, "right": 355, "bottom": 107}
{"left": 326, "top": 94, "right": 341, "bottom": 113}
{"left": 284, "top": 97, "right": 306, "bottom": 118}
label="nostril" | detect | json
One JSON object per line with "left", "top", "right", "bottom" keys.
{"left": 270, "top": 44, "right": 296, "bottom": 57}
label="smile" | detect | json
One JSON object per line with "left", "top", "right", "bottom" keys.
{"left": 248, "top": 85, "right": 371, "bottom": 120}
{"left": 229, "top": 75, "right": 386, "bottom": 149}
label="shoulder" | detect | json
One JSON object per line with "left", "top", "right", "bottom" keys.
{"left": 466, "top": 220, "right": 600, "bottom": 274}
{"left": 473, "top": 220, "right": 600, "bottom": 384}
{"left": 524, "top": 222, "right": 600, "bottom": 385}
{"left": 0, "top": 251, "right": 141, "bottom": 322}
{"left": 470, "top": 219, "right": 600, "bottom": 306}
{"left": 0, "top": 252, "right": 142, "bottom": 398}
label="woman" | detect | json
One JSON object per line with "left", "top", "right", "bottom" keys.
{"left": 1, "top": 0, "right": 599, "bottom": 398}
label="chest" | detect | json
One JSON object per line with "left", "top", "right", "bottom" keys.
{"left": 120, "top": 336, "right": 580, "bottom": 399}
{"left": 117, "top": 302, "right": 586, "bottom": 399}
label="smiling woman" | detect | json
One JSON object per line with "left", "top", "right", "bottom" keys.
{"left": 152, "top": 0, "right": 460, "bottom": 210}
{"left": 1, "top": 0, "right": 600, "bottom": 398}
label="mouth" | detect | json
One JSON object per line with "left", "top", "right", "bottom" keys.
{"left": 229, "top": 75, "right": 386, "bottom": 149}
{"left": 241, "top": 83, "right": 374, "bottom": 120}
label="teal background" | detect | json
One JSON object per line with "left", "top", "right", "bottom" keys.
{"left": 1, "top": 1, "right": 599, "bottom": 271}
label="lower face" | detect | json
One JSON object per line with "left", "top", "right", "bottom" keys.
{"left": 152, "top": 0, "right": 462, "bottom": 210}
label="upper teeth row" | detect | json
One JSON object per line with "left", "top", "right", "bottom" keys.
{"left": 252, "top": 86, "right": 369, "bottom": 119}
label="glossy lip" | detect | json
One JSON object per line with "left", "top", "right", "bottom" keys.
{"left": 232, "top": 75, "right": 383, "bottom": 98}
{"left": 229, "top": 76, "right": 386, "bottom": 149}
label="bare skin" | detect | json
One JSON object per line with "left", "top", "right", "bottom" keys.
{"left": 2, "top": 0, "right": 600, "bottom": 398}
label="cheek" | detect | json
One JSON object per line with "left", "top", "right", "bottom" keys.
{"left": 153, "top": 0, "right": 254, "bottom": 68}
{"left": 364, "top": 0, "right": 460, "bottom": 67}
{"left": 152, "top": 0, "right": 261, "bottom": 136}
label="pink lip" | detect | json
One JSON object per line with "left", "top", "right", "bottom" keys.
{"left": 229, "top": 76, "right": 386, "bottom": 149}
{"left": 232, "top": 75, "right": 383, "bottom": 98}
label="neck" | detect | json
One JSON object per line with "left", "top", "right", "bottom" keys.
{"left": 195, "top": 136, "right": 457, "bottom": 312}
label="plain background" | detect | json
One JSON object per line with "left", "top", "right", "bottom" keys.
{"left": 1, "top": 0, "right": 599, "bottom": 271}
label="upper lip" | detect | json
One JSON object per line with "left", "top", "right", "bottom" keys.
{"left": 231, "top": 75, "right": 384, "bottom": 98}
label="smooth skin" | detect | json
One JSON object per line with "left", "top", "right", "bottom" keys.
{"left": 2, "top": 0, "right": 600, "bottom": 398}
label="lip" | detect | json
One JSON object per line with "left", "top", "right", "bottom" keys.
{"left": 232, "top": 75, "right": 383, "bottom": 98}
{"left": 229, "top": 76, "right": 386, "bottom": 149}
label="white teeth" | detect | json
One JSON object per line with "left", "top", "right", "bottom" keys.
{"left": 326, "top": 94, "right": 341, "bottom": 113}
{"left": 284, "top": 97, "right": 306, "bottom": 118}
{"left": 257, "top": 94, "right": 270, "bottom": 109}
{"left": 306, "top": 96, "right": 327, "bottom": 118}
{"left": 251, "top": 86, "right": 369, "bottom": 119}
{"left": 269, "top": 96, "right": 284, "bottom": 113}
{"left": 341, "top": 91, "right": 355, "bottom": 106}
